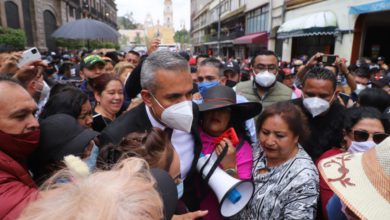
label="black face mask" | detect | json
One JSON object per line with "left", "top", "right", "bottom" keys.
{"left": 226, "top": 80, "right": 237, "bottom": 88}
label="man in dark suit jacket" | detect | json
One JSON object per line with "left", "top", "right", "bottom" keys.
{"left": 99, "top": 50, "right": 202, "bottom": 212}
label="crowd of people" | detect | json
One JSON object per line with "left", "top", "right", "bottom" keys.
{"left": 0, "top": 37, "right": 390, "bottom": 220}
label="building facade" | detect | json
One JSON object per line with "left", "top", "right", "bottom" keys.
{"left": 278, "top": 0, "right": 390, "bottom": 63}
{"left": 191, "top": 0, "right": 390, "bottom": 63}
{"left": 191, "top": 0, "right": 271, "bottom": 59}
{"left": 0, "top": 0, "right": 117, "bottom": 50}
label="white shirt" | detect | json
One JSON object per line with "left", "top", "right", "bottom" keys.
{"left": 145, "top": 106, "right": 195, "bottom": 179}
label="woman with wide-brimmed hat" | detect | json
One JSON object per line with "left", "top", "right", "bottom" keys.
{"left": 197, "top": 85, "right": 262, "bottom": 220}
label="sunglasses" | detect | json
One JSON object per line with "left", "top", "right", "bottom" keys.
{"left": 352, "top": 130, "right": 389, "bottom": 144}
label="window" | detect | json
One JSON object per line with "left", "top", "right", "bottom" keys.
{"left": 245, "top": 4, "right": 268, "bottom": 34}
{"left": 69, "top": 6, "right": 74, "bottom": 17}
{"left": 5, "top": 1, "right": 20, "bottom": 29}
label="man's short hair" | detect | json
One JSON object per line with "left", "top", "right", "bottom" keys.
{"left": 195, "top": 54, "right": 209, "bottom": 64}
{"left": 302, "top": 67, "right": 337, "bottom": 91}
{"left": 198, "top": 57, "right": 224, "bottom": 77}
{"left": 141, "top": 50, "right": 189, "bottom": 92}
{"left": 0, "top": 75, "right": 21, "bottom": 86}
{"left": 127, "top": 50, "right": 140, "bottom": 57}
{"left": 250, "top": 50, "right": 279, "bottom": 67}
{"left": 353, "top": 67, "right": 371, "bottom": 79}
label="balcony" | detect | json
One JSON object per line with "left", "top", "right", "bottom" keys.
{"left": 206, "top": 29, "right": 245, "bottom": 42}
{"left": 69, "top": 0, "right": 80, "bottom": 6}
{"left": 286, "top": 0, "right": 325, "bottom": 9}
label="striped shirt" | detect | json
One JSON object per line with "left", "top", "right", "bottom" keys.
{"left": 236, "top": 146, "right": 319, "bottom": 220}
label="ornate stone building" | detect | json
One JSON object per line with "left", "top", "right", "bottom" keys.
{"left": 144, "top": 0, "right": 175, "bottom": 44}
{"left": 0, "top": 0, "right": 117, "bottom": 50}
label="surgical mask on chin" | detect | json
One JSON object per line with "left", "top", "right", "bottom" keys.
{"left": 354, "top": 84, "right": 366, "bottom": 95}
{"left": 303, "top": 97, "right": 331, "bottom": 117}
{"left": 348, "top": 140, "right": 376, "bottom": 153}
{"left": 84, "top": 143, "right": 99, "bottom": 172}
{"left": 152, "top": 95, "right": 194, "bottom": 133}
{"left": 254, "top": 70, "right": 276, "bottom": 87}
{"left": 198, "top": 81, "right": 219, "bottom": 96}
{"left": 177, "top": 181, "right": 184, "bottom": 199}
{"left": 39, "top": 81, "right": 51, "bottom": 103}
{"left": 225, "top": 80, "right": 237, "bottom": 88}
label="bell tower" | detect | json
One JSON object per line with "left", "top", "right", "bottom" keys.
{"left": 163, "top": 0, "right": 173, "bottom": 29}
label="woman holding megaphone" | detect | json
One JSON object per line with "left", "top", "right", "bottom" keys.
{"left": 236, "top": 101, "right": 319, "bottom": 219}
{"left": 197, "top": 85, "right": 262, "bottom": 220}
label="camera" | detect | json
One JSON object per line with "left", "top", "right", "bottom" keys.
{"left": 318, "top": 54, "right": 337, "bottom": 66}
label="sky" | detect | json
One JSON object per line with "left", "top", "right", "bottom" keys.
{"left": 115, "top": 0, "right": 190, "bottom": 31}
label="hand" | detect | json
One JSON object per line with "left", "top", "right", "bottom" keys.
{"left": 0, "top": 52, "right": 22, "bottom": 75}
{"left": 192, "top": 92, "right": 202, "bottom": 100}
{"left": 215, "top": 138, "right": 236, "bottom": 169}
{"left": 306, "top": 52, "right": 323, "bottom": 68}
{"left": 147, "top": 38, "right": 161, "bottom": 55}
{"left": 335, "top": 57, "right": 349, "bottom": 75}
{"left": 171, "top": 210, "right": 208, "bottom": 220}
{"left": 126, "top": 97, "right": 143, "bottom": 112}
{"left": 14, "top": 60, "right": 47, "bottom": 79}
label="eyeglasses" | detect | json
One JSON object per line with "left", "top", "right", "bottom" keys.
{"left": 254, "top": 64, "right": 277, "bottom": 72}
{"left": 352, "top": 130, "right": 389, "bottom": 144}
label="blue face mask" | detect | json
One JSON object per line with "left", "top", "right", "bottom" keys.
{"left": 84, "top": 144, "right": 99, "bottom": 172}
{"left": 198, "top": 81, "right": 219, "bottom": 96}
{"left": 177, "top": 181, "right": 184, "bottom": 199}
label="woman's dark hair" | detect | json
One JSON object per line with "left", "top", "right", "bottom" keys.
{"left": 358, "top": 88, "right": 390, "bottom": 112}
{"left": 40, "top": 89, "right": 88, "bottom": 120}
{"left": 58, "top": 63, "right": 72, "bottom": 76}
{"left": 199, "top": 107, "right": 252, "bottom": 144}
{"left": 49, "top": 83, "right": 78, "bottom": 98}
{"left": 342, "top": 107, "right": 383, "bottom": 134}
{"left": 256, "top": 101, "right": 310, "bottom": 144}
{"left": 98, "top": 128, "right": 175, "bottom": 171}
{"left": 90, "top": 73, "right": 122, "bottom": 95}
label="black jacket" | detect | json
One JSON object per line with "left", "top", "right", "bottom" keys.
{"left": 292, "top": 98, "right": 345, "bottom": 161}
{"left": 99, "top": 102, "right": 202, "bottom": 211}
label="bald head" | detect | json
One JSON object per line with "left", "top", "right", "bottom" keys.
{"left": 0, "top": 79, "right": 39, "bottom": 134}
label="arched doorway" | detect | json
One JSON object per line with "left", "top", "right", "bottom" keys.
{"left": 351, "top": 11, "right": 390, "bottom": 63}
{"left": 43, "top": 10, "right": 57, "bottom": 50}
{"left": 5, "top": 1, "right": 20, "bottom": 29}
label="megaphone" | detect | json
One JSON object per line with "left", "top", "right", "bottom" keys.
{"left": 197, "top": 153, "right": 254, "bottom": 218}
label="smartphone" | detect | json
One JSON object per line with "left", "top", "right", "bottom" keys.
{"left": 338, "top": 92, "right": 350, "bottom": 106}
{"left": 318, "top": 54, "right": 337, "bottom": 66}
{"left": 17, "top": 47, "right": 41, "bottom": 68}
{"left": 212, "top": 127, "right": 240, "bottom": 147}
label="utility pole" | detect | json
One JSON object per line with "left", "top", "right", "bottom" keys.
{"left": 217, "top": 0, "right": 222, "bottom": 57}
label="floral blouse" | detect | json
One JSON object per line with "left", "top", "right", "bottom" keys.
{"left": 235, "top": 146, "right": 319, "bottom": 220}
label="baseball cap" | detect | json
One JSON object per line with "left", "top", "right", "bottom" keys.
{"left": 80, "top": 54, "right": 106, "bottom": 69}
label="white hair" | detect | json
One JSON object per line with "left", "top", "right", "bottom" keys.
{"left": 140, "top": 50, "right": 190, "bottom": 92}
{"left": 19, "top": 158, "right": 163, "bottom": 220}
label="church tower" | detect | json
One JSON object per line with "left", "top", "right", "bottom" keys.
{"left": 163, "top": 0, "right": 173, "bottom": 29}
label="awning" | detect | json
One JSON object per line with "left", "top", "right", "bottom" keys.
{"left": 277, "top": 11, "right": 338, "bottom": 39}
{"left": 349, "top": 0, "right": 390, "bottom": 15}
{"left": 233, "top": 32, "right": 267, "bottom": 45}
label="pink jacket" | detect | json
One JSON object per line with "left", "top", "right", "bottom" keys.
{"left": 198, "top": 128, "right": 252, "bottom": 220}
{"left": 0, "top": 150, "right": 38, "bottom": 220}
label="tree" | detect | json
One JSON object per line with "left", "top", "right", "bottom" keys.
{"left": 117, "top": 12, "right": 139, "bottom": 29}
{"left": 174, "top": 29, "right": 190, "bottom": 45}
{"left": 0, "top": 27, "right": 26, "bottom": 51}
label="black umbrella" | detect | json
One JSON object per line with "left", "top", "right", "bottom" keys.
{"left": 51, "top": 18, "right": 120, "bottom": 41}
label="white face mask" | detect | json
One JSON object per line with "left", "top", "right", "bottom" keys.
{"left": 152, "top": 95, "right": 193, "bottom": 133}
{"left": 355, "top": 83, "right": 367, "bottom": 95}
{"left": 254, "top": 70, "right": 276, "bottom": 87}
{"left": 303, "top": 94, "right": 334, "bottom": 117}
{"left": 176, "top": 181, "right": 184, "bottom": 199}
{"left": 348, "top": 140, "right": 376, "bottom": 153}
{"left": 39, "top": 81, "right": 51, "bottom": 103}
